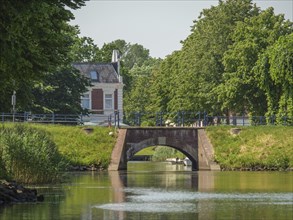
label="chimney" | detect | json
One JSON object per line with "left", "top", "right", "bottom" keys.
{"left": 112, "top": 50, "right": 120, "bottom": 79}
{"left": 112, "top": 50, "right": 120, "bottom": 63}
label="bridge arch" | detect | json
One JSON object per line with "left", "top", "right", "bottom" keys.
{"left": 128, "top": 138, "right": 197, "bottom": 169}
{"left": 108, "top": 127, "right": 220, "bottom": 171}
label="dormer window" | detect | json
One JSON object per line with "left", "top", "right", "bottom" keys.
{"left": 90, "top": 71, "right": 98, "bottom": 81}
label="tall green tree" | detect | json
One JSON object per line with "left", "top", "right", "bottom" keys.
{"left": 0, "top": 0, "right": 86, "bottom": 112}
{"left": 152, "top": 0, "right": 258, "bottom": 116}
{"left": 70, "top": 36, "right": 101, "bottom": 62}
{"left": 124, "top": 58, "right": 161, "bottom": 117}
{"left": 218, "top": 8, "right": 292, "bottom": 116}
{"left": 255, "top": 33, "right": 293, "bottom": 124}
{"left": 30, "top": 66, "right": 90, "bottom": 114}
{"left": 96, "top": 40, "right": 153, "bottom": 96}
{"left": 30, "top": 34, "right": 99, "bottom": 114}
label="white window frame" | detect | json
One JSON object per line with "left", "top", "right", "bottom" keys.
{"left": 81, "top": 93, "right": 90, "bottom": 110}
{"left": 90, "top": 71, "right": 98, "bottom": 81}
{"left": 104, "top": 93, "right": 113, "bottom": 110}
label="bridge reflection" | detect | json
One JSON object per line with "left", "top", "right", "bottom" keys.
{"left": 108, "top": 163, "right": 215, "bottom": 219}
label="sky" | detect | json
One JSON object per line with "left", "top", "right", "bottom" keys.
{"left": 70, "top": 0, "right": 293, "bottom": 58}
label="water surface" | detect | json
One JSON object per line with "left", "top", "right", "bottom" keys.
{"left": 0, "top": 162, "right": 292, "bottom": 220}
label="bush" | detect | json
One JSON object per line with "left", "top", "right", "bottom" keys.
{"left": 0, "top": 124, "right": 65, "bottom": 184}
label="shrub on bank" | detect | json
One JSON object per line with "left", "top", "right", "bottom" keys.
{"left": 0, "top": 124, "right": 65, "bottom": 184}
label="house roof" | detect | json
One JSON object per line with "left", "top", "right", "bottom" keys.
{"left": 73, "top": 62, "right": 120, "bottom": 83}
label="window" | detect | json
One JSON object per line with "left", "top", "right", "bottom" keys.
{"left": 105, "top": 94, "right": 113, "bottom": 109}
{"left": 90, "top": 71, "right": 98, "bottom": 81}
{"left": 81, "top": 94, "right": 90, "bottom": 109}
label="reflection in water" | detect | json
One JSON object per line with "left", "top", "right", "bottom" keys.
{"left": 106, "top": 163, "right": 200, "bottom": 219}
{"left": 108, "top": 171, "right": 126, "bottom": 220}
{"left": 0, "top": 162, "right": 292, "bottom": 220}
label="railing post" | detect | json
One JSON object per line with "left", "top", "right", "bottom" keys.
{"left": 109, "top": 114, "right": 112, "bottom": 126}
{"left": 284, "top": 116, "right": 287, "bottom": 126}
{"left": 232, "top": 115, "right": 237, "bottom": 126}
{"left": 203, "top": 111, "right": 206, "bottom": 126}
{"left": 176, "top": 111, "right": 180, "bottom": 126}
{"left": 242, "top": 114, "right": 245, "bottom": 126}
{"left": 182, "top": 111, "right": 185, "bottom": 127}
{"left": 1, "top": 112, "right": 4, "bottom": 122}
{"left": 52, "top": 113, "right": 55, "bottom": 124}
{"left": 135, "top": 112, "right": 141, "bottom": 126}
{"left": 117, "top": 110, "right": 120, "bottom": 127}
{"left": 198, "top": 112, "right": 201, "bottom": 127}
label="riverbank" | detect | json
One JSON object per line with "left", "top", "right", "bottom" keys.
{"left": 206, "top": 126, "right": 293, "bottom": 171}
{"left": 28, "top": 124, "right": 293, "bottom": 171}
{"left": 0, "top": 180, "right": 43, "bottom": 205}
{"left": 1, "top": 124, "right": 292, "bottom": 180}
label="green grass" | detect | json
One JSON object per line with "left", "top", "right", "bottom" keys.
{"left": 30, "top": 124, "right": 116, "bottom": 168}
{"left": 206, "top": 126, "right": 293, "bottom": 170}
{"left": 0, "top": 123, "right": 116, "bottom": 174}
{"left": 1, "top": 123, "right": 292, "bottom": 184}
{"left": 135, "top": 146, "right": 156, "bottom": 155}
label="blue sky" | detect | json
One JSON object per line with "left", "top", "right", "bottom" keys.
{"left": 71, "top": 0, "right": 293, "bottom": 58}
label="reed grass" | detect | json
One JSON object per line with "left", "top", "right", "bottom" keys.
{"left": 0, "top": 124, "right": 65, "bottom": 184}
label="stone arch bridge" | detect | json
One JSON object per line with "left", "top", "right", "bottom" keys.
{"left": 108, "top": 127, "right": 220, "bottom": 171}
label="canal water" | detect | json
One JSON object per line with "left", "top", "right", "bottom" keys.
{"left": 0, "top": 162, "right": 292, "bottom": 220}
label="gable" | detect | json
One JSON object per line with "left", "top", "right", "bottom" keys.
{"left": 73, "top": 63, "right": 120, "bottom": 83}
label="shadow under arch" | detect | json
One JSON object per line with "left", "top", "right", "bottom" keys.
{"left": 128, "top": 141, "right": 197, "bottom": 169}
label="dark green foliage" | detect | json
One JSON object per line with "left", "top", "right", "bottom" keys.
{"left": 143, "top": 0, "right": 292, "bottom": 122}
{"left": 255, "top": 33, "right": 293, "bottom": 124}
{"left": 30, "top": 66, "right": 90, "bottom": 114}
{"left": 219, "top": 7, "right": 292, "bottom": 116}
{"left": 148, "top": 0, "right": 259, "bottom": 116}
{"left": 0, "top": 0, "right": 86, "bottom": 112}
{"left": 0, "top": 124, "right": 66, "bottom": 183}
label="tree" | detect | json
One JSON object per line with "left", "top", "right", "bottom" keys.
{"left": 152, "top": 0, "right": 258, "bottom": 116}
{"left": 70, "top": 36, "right": 101, "bottom": 63}
{"left": 0, "top": 0, "right": 86, "bottom": 112}
{"left": 30, "top": 66, "right": 90, "bottom": 114}
{"left": 219, "top": 8, "right": 292, "bottom": 116}
{"left": 123, "top": 58, "right": 161, "bottom": 122}
{"left": 122, "top": 43, "right": 150, "bottom": 69}
{"left": 255, "top": 33, "right": 293, "bottom": 124}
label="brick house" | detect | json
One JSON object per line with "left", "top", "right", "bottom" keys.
{"left": 73, "top": 52, "right": 123, "bottom": 124}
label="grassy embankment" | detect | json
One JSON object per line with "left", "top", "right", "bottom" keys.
{"left": 0, "top": 123, "right": 115, "bottom": 183}
{"left": 206, "top": 126, "right": 293, "bottom": 170}
{"left": 38, "top": 124, "right": 116, "bottom": 168}
{"left": 1, "top": 124, "right": 292, "bottom": 184}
